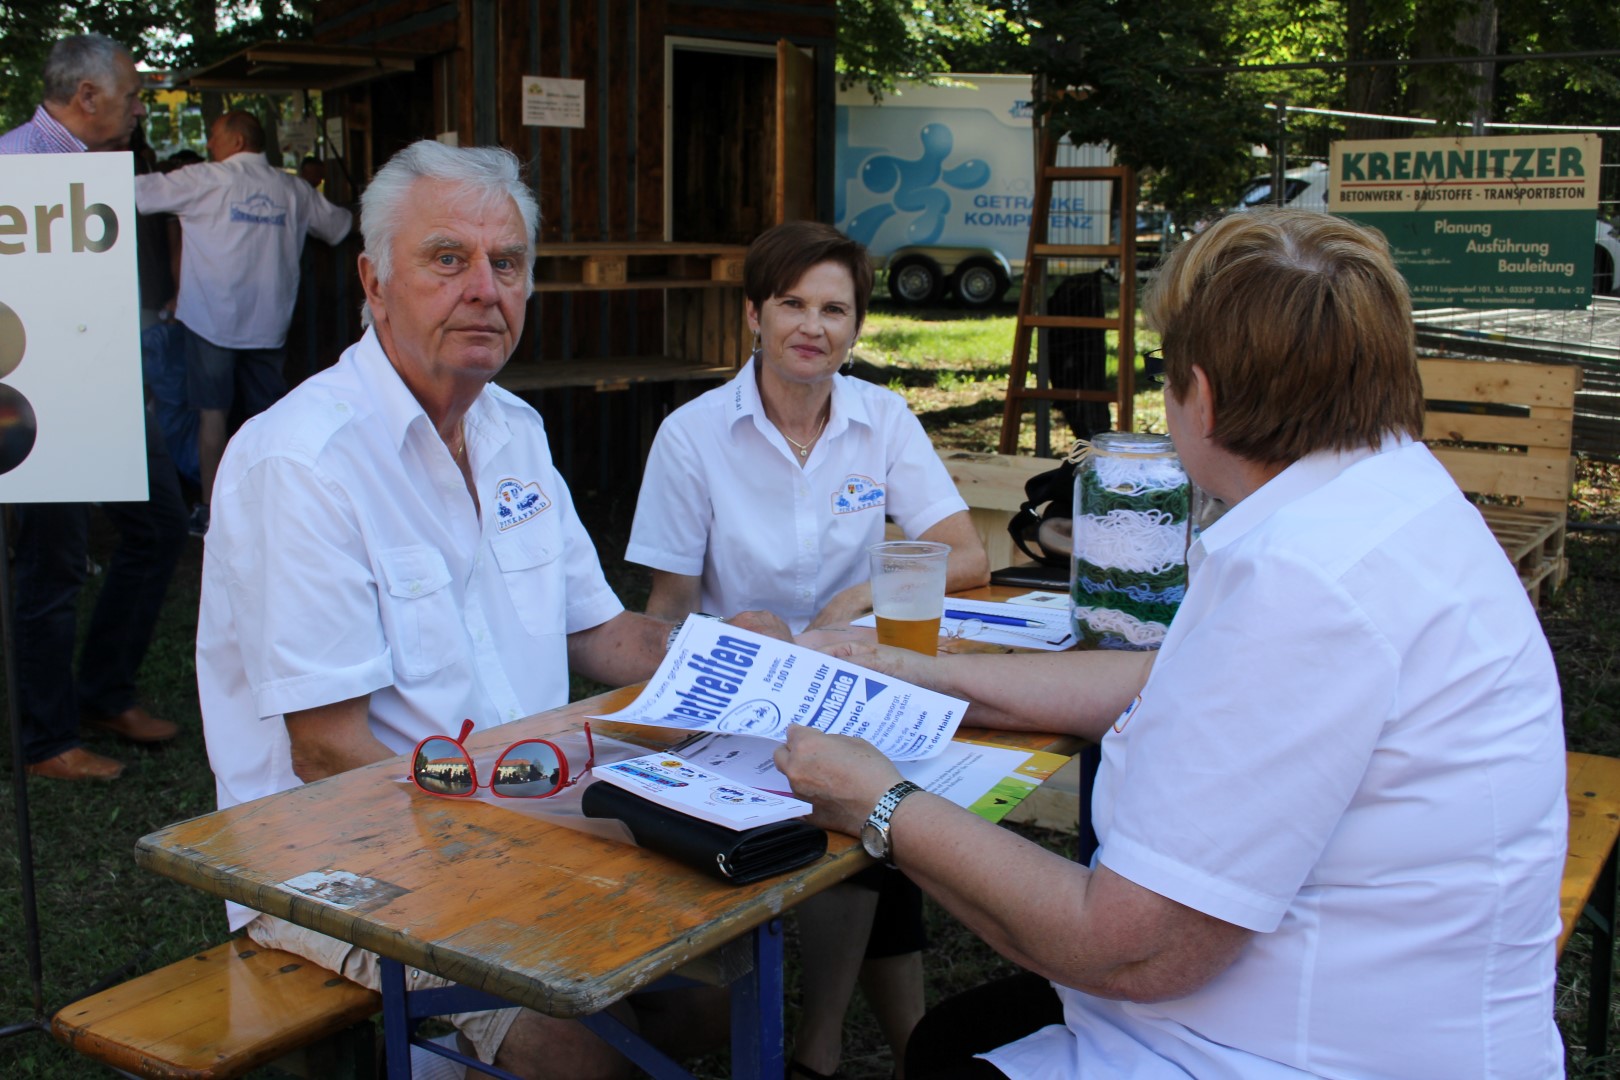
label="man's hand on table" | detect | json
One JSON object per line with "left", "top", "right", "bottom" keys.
{"left": 725, "top": 609, "right": 792, "bottom": 642}
{"left": 773, "top": 725, "right": 901, "bottom": 837}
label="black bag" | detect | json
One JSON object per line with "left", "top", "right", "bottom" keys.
{"left": 582, "top": 781, "right": 827, "bottom": 886}
{"left": 1007, "top": 442, "right": 1091, "bottom": 567}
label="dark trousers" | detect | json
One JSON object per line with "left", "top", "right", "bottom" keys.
{"left": 12, "top": 406, "right": 187, "bottom": 764}
{"left": 906, "top": 971, "right": 1066, "bottom": 1079}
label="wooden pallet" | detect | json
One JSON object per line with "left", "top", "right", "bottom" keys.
{"left": 1477, "top": 505, "right": 1568, "bottom": 608}
{"left": 1419, "top": 357, "right": 1581, "bottom": 609}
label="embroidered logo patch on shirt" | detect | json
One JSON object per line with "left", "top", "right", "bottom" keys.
{"left": 1113, "top": 694, "right": 1143, "bottom": 734}
{"left": 229, "top": 193, "right": 288, "bottom": 226}
{"left": 493, "top": 477, "right": 552, "bottom": 530}
{"left": 831, "top": 474, "right": 885, "bottom": 515}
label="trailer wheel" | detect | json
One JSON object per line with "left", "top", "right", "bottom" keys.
{"left": 888, "top": 256, "right": 945, "bottom": 306}
{"left": 952, "top": 260, "right": 1008, "bottom": 308}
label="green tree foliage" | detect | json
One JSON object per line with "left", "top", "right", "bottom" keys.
{"left": 837, "top": 0, "right": 1016, "bottom": 98}
{"left": 0, "top": 1, "right": 313, "bottom": 133}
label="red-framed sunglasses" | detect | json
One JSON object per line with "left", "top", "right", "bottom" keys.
{"left": 411, "top": 718, "right": 596, "bottom": 800}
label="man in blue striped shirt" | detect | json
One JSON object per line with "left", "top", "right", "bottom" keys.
{"left": 0, "top": 34, "right": 146, "bottom": 155}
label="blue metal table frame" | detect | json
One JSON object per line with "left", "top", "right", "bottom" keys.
{"left": 376, "top": 918, "right": 785, "bottom": 1079}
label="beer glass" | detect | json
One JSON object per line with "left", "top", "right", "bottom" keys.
{"left": 868, "top": 540, "right": 950, "bottom": 655}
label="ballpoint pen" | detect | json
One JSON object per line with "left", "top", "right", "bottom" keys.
{"left": 944, "top": 609, "right": 1042, "bottom": 627}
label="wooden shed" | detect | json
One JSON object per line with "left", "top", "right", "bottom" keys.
{"left": 197, "top": 0, "right": 839, "bottom": 482}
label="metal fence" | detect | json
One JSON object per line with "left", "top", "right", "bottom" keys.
{"left": 1228, "top": 104, "right": 1620, "bottom": 461}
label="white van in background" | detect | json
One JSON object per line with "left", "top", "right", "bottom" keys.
{"left": 1234, "top": 161, "right": 1330, "bottom": 212}
{"left": 837, "top": 76, "right": 1114, "bottom": 308}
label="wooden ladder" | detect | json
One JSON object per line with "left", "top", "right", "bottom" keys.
{"left": 998, "top": 127, "right": 1139, "bottom": 454}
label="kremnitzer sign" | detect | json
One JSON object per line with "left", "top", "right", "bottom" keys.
{"left": 1330, "top": 133, "right": 1600, "bottom": 310}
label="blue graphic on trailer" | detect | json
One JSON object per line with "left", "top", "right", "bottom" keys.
{"left": 837, "top": 109, "right": 991, "bottom": 249}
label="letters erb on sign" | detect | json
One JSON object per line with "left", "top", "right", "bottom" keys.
{"left": 0, "top": 153, "right": 145, "bottom": 502}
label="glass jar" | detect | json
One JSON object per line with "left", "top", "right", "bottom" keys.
{"left": 1070, "top": 432, "right": 1190, "bottom": 650}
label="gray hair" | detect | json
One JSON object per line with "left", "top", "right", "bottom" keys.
{"left": 360, "top": 140, "right": 539, "bottom": 326}
{"left": 43, "top": 34, "right": 132, "bottom": 104}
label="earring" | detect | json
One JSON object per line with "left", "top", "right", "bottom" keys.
{"left": 751, "top": 330, "right": 761, "bottom": 357}
{"left": 843, "top": 339, "right": 857, "bottom": 372}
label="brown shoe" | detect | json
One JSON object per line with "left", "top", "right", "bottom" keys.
{"left": 27, "top": 746, "right": 125, "bottom": 781}
{"left": 83, "top": 706, "right": 179, "bottom": 744}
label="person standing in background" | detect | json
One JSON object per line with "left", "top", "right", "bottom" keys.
{"left": 1, "top": 33, "right": 187, "bottom": 781}
{"left": 134, "top": 110, "right": 352, "bottom": 536}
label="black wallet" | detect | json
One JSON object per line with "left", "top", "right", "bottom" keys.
{"left": 581, "top": 781, "right": 827, "bottom": 886}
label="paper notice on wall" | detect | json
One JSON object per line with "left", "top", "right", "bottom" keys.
{"left": 591, "top": 619, "right": 967, "bottom": 760}
{"left": 521, "top": 76, "right": 586, "bottom": 128}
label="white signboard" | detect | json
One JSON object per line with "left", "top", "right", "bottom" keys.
{"left": 0, "top": 153, "right": 146, "bottom": 502}
{"left": 279, "top": 116, "right": 317, "bottom": 161}
{"left": 521, "top": 76, "right": 586, "bottom": 129}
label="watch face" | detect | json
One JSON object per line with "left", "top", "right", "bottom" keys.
{"left": 860, "top": 821, "right": 886, "bottom": 860}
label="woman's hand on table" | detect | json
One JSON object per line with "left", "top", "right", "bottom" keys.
{"left": 814, "top": 638, "right": 946, "bottom": 692}
{"left": 773, "top": 725, "right": 901, "bottom": 836}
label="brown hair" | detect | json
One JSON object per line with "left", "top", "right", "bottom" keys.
{"left": 743, "top": 220, "right": 874, "bottom": 330}
{"left": 1144, "top": 208, "right": 1424, "bottom": 465}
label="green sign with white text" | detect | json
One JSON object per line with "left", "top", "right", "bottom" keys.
{"left": 1330, "top": 134, "right": 1600, "bottom": 310}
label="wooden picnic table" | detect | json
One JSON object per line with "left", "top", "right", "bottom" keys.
{"left": 133, "top": 585, "right": 1077, "bottom": 1078}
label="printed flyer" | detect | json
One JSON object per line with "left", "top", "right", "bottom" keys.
{"left": 674, "top": 731, "right": 1070, "bottom": 824}
{"left": 591, "top": 619, "right": 968, "bottom": 760}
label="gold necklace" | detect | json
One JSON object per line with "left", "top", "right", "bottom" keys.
{"left": 780, "top": 409, "right": 829, "bottom": 459}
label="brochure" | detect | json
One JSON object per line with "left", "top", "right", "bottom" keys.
{"left": 591, "top": 619, "right": 968, "bottom": 761}
{"left": 593, "top": 751, "right": 813, "bottom": 831}
{"left": 675, "top": 731, "right": 1071, "bottom": 825}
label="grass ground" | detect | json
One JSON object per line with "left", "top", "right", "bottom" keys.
{"left": 1, "top": 297, "right": 1617, "bottom": 1077}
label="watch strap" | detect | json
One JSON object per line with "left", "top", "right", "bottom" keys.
{"left": 866, "top": 779, "right": 923, "bottom": 864}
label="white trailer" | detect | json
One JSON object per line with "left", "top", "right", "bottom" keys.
{"left": 836, "top": 75, "right": 1114, "bottom": 308}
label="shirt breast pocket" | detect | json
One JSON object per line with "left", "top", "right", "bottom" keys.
{"left": 377, "top": 546, "right": 459, "bottom": 677}
{"left": 490, "top": 527, "right": 565, "bottom": 637}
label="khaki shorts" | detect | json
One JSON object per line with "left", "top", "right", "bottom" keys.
{"left": 245, "top": 913, "right": 520, "bottom": 1064}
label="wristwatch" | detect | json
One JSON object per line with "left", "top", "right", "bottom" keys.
{"left": 861, "top": 780, "right": 923, "bottom": 865}
{"left": 666, "top": 612, "right": 723, "bottom": 653}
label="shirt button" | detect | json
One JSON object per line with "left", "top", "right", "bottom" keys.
{"left": 508, "top": 709, "right": 519, "bottom": 720}
{"left": 409, "top": 580, "right": 422, "bottom": 595}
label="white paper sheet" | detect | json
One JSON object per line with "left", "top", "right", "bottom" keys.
{"left": 674, "top": 731, "right": 1069, "bottom": 823}
{"left": 852, "top": 596, "right": 1076, "bottom": 651}
{"left": 591, "top": 619, "right": 967, "bottom": 760}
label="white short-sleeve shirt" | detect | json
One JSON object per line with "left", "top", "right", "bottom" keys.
{"left": 625, "top": 359, "right": 967, "bottom": 633}
{"left": 986, "top": 440, "right": 1566, "bottom": 1079}
{"left": 134, "top": 151, "right": 353, "bottom": 349}
{"left": 198, "top": 329, "right": 623, "bottom": 929}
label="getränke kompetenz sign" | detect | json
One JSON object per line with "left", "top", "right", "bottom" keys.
{"left": 1330, "top": 133, "right": 1600, "bottom": 310}
{"left": 0, "top": 152, "right": 145, "bottom": 501}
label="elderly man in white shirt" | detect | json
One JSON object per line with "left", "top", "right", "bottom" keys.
{"left": 134, "top": 110, "right": 353, "bottom": 534}
{"left": 777, "top": 209, "right": 1567, "bottom": 1080}
{"left": 197, "top": 139, "right": 786, "bottom": 1079}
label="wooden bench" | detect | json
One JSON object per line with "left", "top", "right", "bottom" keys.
{"left": 936, "top": 449, "right": 1057, "bottom": 570}
{"left": 1561, "top": 752, "right": 1620, "bottom": 1059}
{"left": 51, "top": 939, "right": 380, "bottom": 1079}
{"left": 1418, "top": 356, "right": 1581, "bottom": 609}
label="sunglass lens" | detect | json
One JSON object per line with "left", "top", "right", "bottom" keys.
{"left": 492, "top": 741, "right": 564, "bottom": 798}
{"left": 414, "top": 737, "right": 475, "bottom": 795}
